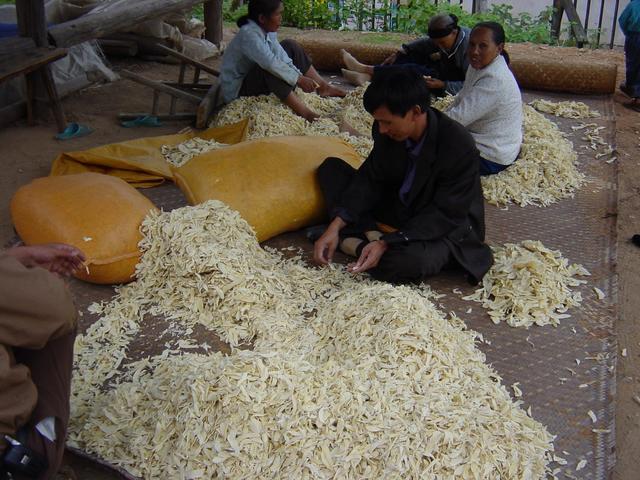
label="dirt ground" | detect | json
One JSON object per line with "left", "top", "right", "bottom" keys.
{"left": 0, "top": 36, "right": 638, "bottom": 479}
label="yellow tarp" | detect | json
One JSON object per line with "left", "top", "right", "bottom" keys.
{"left": 50, "top": 119, "right": 250, "bottom": 188}
{"left": 173, "top": 135, "right": 363, "bottom": 241}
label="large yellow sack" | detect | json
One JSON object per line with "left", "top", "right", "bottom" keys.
{"left": 50, "top": 119, "right": 249, "bottom": 188}
{"left": 173, "top": 136, "right": 363, "bottom": 241}
{"left": 11, "top": 173, "right": 157, "bottom": 284}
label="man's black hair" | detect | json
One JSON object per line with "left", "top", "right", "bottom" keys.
{"left": 237, "top": 0, "right": 282, "bottom": 27}
{"left": 363, "top": 68, "right": 431, "bottom": 117}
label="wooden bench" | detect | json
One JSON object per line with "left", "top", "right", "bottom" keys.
{"left": 0, "top": 36, "right": 68, "bottom": 132}
{"left": 118, "top": 44, "right": 221, "bottom": 129}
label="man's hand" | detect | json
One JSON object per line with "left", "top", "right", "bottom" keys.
{"left": 8, "top": 243, "right": 86, "bottom": 276}
{"left": 423, "top": 76, "right": 446, "bottom": 90}
{"left": 297, "top": 75, "right": 317, "bottom": 93}
{"left": 347, "top": 240, "right": 388, "bottom": 274}
{"left": 313, "top": 217, "right": 347, "bottom": 265}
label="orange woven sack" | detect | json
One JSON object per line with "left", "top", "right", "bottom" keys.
{"left": 173, "top": 136, "right": 363, "bottom": 241}
{"left": 11, "top": 173, "right": 157, "bottom": 284}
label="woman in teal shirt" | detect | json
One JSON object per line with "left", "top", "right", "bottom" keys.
{"left": 619, "top": 0, "right": 640, "bottom": 105}
{"left": 220, "top": 0, "right": 345, "bottom": 121}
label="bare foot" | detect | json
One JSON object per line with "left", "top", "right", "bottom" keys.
{"left": 341, "top": 49, "right": 366, "bottom": 73}
{"left": 341, "top": 68, "right": 371, "bottom": 87}
{"left": 317, "top": 83, "right": 347, "bottom": 98}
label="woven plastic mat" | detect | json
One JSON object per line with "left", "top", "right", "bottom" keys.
{"left": 65, "top": 90, "right": 618, "bottom": 479}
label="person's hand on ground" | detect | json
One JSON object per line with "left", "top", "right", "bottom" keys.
{"left": 7, "top": 243, "right": 86, "bottom": 276}
{"left": 347, "top": 240, "right": 387, "bottom": 274}
{"left": 424, "top": 76, "right": 445, "bottom": 90}
{"left": 303, "top": 110, "right": 320, "bottom": 122}
{"left": 313, "top": 229, "right": 339, "bottom": 265}
{"left": 297, "top": 75, "right": 317, "bottom": 93}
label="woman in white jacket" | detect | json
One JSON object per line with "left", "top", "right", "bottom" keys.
{"left": 445, "top": 22, "right": 522, "bottom": 176}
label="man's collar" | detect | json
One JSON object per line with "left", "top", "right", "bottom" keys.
{"left": 404, "top": 125, "right": 428, "bottom": 157}
{"left": 440, "top": 29, "right": 466, "bottom": 59}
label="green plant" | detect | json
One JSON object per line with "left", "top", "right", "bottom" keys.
{"left": 189, "top": 1, "right": 572, "bottom": 47}
{"left": 192, "top": 0, "right": 247, "bottom": 24}
{"left": 396, "top": 1, "right": 553, "bottom": 44}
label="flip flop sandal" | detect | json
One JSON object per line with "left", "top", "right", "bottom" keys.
{"left": 622, "top": 101, "right": 640, "bottom": 112}
{"left": 120, "top": 115, "right": 162, "bottom": 128}
{"left": 55, "top": 122, "right": 93, "bottom": 140}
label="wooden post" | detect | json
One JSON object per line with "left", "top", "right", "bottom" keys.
{"left": 550, "top": 0, "right": 564, "bottom": 42}
{"left": 16, "top": 0, "right": 46, "bottom": 46}
{"left": 476, "top": 0, "right": 489, "bottom": 13}
{"left": 204, "top": 0, "right": 223, "bottom": 47}
{"left": 48, "top": 0, "right": 205, "bottom": 48}
{"left": 16, "top": 0, "right": 66, "bottom": 132}
{"left": 551, "top": 0, "right": 587, "bottom": 47}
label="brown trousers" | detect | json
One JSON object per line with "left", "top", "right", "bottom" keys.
{"left": 11, "top": 329, "right": 75, "bottom": 479}
{"left": 239, "top": 39, "right": 313, "bottom": 100}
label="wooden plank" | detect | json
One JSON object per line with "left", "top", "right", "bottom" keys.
{"left": 204, "top": 0, "right": 223, "bottom": 46}
{"left": 40, "top": 64, "right": 66, "bottom": 132}
{"left": 103, "top": 33, "right": 171, "bottom": 56}
{"left": 196, "top": 80, "right": 220, "bottom": 129}
{"left": 0, "top": 37, "right": 36, "bottom": 57}
{"left": 118, "top": 112, "right": 196, "bottom": 121}
{"left": 120, "top": 70, "right": 202, "bottom": 105}
{"left": 0, "top": 47, "right": 67, "bottom": 83}
{"left": 154, "top": 44, "right": 220, "bottom": 76}
{"left": 163, "top": 82, "right": 213, "bottom": 90}
{"left": 48, "top": 0, "right": 204, "bottom": 48}
{"left": 170, "top": 63, "right": 187, "bottom": 115}
{"left": 97, "top": 39, "right": 138, "bottom": 57}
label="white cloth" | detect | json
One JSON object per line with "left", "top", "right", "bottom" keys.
{"left": 446, "top": 55, "right": 522, "bottom": 166}
{"left": 35, "top": 416, "right": 56, "bottom": 442}
{"left": 220, "top": 20, "right": 301, "bottom": 103}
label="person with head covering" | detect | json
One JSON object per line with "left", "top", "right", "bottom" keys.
{"left": 311, "top": 68, "right": 492, "bottom": 285}
{"left": 340, "top": 13, "right": 469, "bottom": 96}
{"left": 619, "top": 0, "right": 640, "bottom": 109}
{"left": 444, "top": 21, "right": 522, "bottom": 176}
{"left": 220, "top": 0, "right": 346, "bottom": 121}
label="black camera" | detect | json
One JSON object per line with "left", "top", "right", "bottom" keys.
{"left": 2, "top": 435, "right": 47, "bottom": 478}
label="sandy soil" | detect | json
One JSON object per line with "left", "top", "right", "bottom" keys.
{"left": 0, "top": 36, "right": 638, "bottom": 479}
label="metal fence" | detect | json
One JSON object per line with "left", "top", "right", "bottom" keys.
{"left": 428, "top": 0, "right": 626, "bottom": 48}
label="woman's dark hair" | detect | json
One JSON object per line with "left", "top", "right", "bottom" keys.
{"left": 471, "top": 21, "right": 510, "bottom": 65}
{"left": 363, "top": 68, "right": 431, "bottom": 116}
{"left": 237, "top": 0, "right": 282, "bottom": 28}
{"left": 428, "top": 13, "right": 459, "bottom": 39}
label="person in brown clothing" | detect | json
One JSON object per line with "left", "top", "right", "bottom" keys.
{"left": 0, "top": 243, "right": 84, "bottom": 479}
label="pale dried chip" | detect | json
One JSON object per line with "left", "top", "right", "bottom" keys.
{"left": 464, "top": 240, "right": 589, "bottom": 328}
{"left": 529, "top": 99, "right": 600, "bottom": 119}
{"left": 512, "top": 382, "right": 523, "bottom": 398}
{"left": 161, "top": 137, "right": 228, "bottom": 167}
{"left": 69, "top": 200, "right": 555, "bottom": 479}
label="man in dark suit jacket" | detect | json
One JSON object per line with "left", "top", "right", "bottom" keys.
{"left": 312, "top": 68, "right": 493, "bottom": 284}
